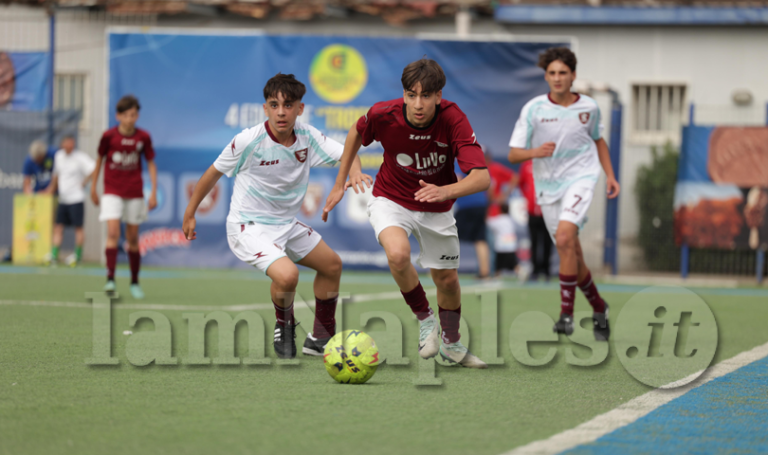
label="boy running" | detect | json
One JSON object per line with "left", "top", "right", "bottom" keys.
{"left": 91, "top": 95, "right": 157, "bottom": 299}
{"left": 508, "top": 47, "right": 619, "bottom": 340}
{"left": 182, "top": 74, "right": 371, "bottom": 359}
{"left": 323, "top": 58, "right": 490, "bottom": 369}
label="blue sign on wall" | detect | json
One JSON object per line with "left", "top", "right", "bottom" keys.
{"left": 108, "top": 31, "right": 559, "bottom": 270}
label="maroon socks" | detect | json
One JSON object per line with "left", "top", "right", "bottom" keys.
{"left": 128, "top": 250, "right": 141, "bottom": 285}
{"left": 438, "top": 306, "right": 461, "bottom": 344}
{"left": 313, "top": 296, "right": 338, "bottom": 338}
{"left": 105, "top": 248, "right": 117, "bottom": 281}
{"left": 578, "top": 271, "right": 606, "bottom": 313}
{"left": 559, "top": 273, "right": 577, "bottom": 316}
{"left": 401, "top": 282, "right": 434, "bottom": 321}
{"left": 274, "top": 301, "right": 294, "bottom": 327}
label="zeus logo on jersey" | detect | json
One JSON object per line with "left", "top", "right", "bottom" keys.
{"left": 409, "top": 134, "right": 431, "bottom": 140}
{"left": 259, "top": 160, "right": 279, "bottom": 166}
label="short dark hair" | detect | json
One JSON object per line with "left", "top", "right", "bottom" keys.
{"left": 116, "top": 95, "right": 140, "bottom": 113}
{"left": 263, "top": 73, "right": 306, "bottom": 102}
{"left": 401, "top": 58, "right": 446, "bottom": 94}
{"left": 538, "top": 47, "right": 577, "bottom": 73}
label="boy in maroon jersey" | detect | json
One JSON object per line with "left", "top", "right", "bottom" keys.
{"left": 91, "top": 95, "right": 157, "bottom": 299}
{"left": 323, "top": 58, "right": 491, "bottom": 368}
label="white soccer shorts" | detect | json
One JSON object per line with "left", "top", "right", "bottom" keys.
{"left": 367, "top": 196, "right": 460, "bottom": 270}
{"left": 226, "top": 219, "right": 322, "bottom": 273}
{"left": 99, "top": 195, "right": 147, "bottom": 224}
{"left": 540, "top": 182, "right": 595, "bottom": 244}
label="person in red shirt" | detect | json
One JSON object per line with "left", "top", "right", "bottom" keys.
{"left": 518, "top": 159, "right": 552, "bottom": 281}
{"left": 323, "top": 58, "right": 490, "bottom": 368}
{"left": 91, "top": 95, "right": 157, "bottom": 299}
{"left": 486, "top": 152, "right": 517, "bottom": 218}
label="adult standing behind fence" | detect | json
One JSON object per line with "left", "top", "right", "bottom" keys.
{"left": 44, "top": 136, "right": 96, "bottom": 266}
{"left": 22, "top": 140, "right": 55, "bottom": 194}
{"left": 518, "top": 159, "right": 552, "bottom": 281}
{"left": 454, "top": 161, "right": 491, "bottom": 279}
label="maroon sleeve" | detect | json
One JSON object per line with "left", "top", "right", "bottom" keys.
{"left": 97, "top": 131, "right": 110, "bottom": 157}
{"left": 356, "top": 107, "right": 378, "bottom": 147}
{"left": 143, "top": 132, "right": 155, "bottom": 161}
{"left": 451, "top": 112, "right": 485, "bottom": 174}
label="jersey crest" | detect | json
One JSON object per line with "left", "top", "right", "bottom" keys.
{"left": 295, "top": 148, "right": 308, "bottom": 163}
{"left": 579, "top": 112, "right": 590, "bottom": 124}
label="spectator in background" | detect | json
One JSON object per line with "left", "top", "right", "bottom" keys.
{"left": 486, "top": 147, "right": 518, "bottom": 218}
{"left": 454, "top": 161, "right": 491, "bottom": 279}
{"left": 486, "top": 203, "right": 519, "bottom": 277}
{"left": 45, "top": 136, "right": 96, "bottom": 266}
{"left": 518, "top": 159, "right": 552, "bottom": 281}
{"left": 22, "top": 140, "right": 55, "bottom": 194}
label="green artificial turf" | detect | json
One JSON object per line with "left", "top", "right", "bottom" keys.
{"left": 1, "top": 266, "right": 767, "bottom": 455}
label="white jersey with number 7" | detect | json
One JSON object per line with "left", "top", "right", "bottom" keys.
{"left": 509, "top": 93, "right": 603, "bottom": 206}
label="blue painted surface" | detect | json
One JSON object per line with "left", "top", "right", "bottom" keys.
{"left": 495, "top": 6, "right": 768, "bottom": 25}
{"left": 563, "top": 355, "right": 768, "bottom": 454}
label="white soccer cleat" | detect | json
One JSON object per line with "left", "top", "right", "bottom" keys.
{"left": 439, "top": 340, "right": 488, "bottom": 369}
{"left": 418, "top": 316, "right": 440, "bottom": 359}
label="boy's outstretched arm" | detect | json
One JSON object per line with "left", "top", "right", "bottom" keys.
{"left": 323, "top": 123, "right": 363, "bottom": 222}
{"left": 183, "top": 165, "right": 224, "bottom": 240}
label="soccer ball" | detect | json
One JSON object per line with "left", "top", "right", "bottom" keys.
{"left": 323, "top": 330, "right": 380, "bottom": 384}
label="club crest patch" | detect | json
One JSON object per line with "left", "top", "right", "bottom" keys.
{"left": 295, "top": 148, "right": 308, "bottom": 163}
{"left": 579, "top": 112, "right": 590, "bottom": 124}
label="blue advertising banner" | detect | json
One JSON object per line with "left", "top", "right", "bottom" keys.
{"left": 0, "top": 51, "right": 51, "bottom": 111}
{"left": 108, "top": 30, "right": 559, "bottom": 270}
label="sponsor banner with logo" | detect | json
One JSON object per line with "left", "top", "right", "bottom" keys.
{"left": 12, "top": 194, "right": 53, "bottom": 265}
{"left": 109, "top": 31, "right": 558, "bottom": 269}
{"left": 674, "top": 126, "right": 768, "bottom": 250}
{"left": 0, "top": 51, "right": 51, "bottom": 111}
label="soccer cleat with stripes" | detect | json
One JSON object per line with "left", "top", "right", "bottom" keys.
{"left": 274, "top": 321, "right": 299, "bottom": 359}
{"left": 439, "top": 340, "right": 488, "bottom": 369}
{"left": 593, "top": 302, "right": 610, "bottom": 341}
{"left": 553, "top": 313, "right": 574, "bottom": 335}
{"left": 302, "top": 332, "right": 331, "bottom": 356}
{"left": 418, "top": 316, "right": 440, "bottom": 359}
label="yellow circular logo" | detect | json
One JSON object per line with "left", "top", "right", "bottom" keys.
{"left": 309, "top": 44, "right": 368, "bottom": 104}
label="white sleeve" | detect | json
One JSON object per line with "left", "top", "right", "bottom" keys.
{"left": 80, "top": 152, "right": 96, "bottom": 175}
{"left": 307, "top": 125, "right": 344, "bottom": 168}
{"left": 591, "top": 106, "right": 604, "bottom": 141}
{"left": 509, "top": 103, "right": 532, "bottom": 149}
{"left": 214, "top": 129, "right": 251, "bottom": 177}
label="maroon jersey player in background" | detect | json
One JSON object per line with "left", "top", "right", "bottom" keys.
{"left": 91, "top": 95, "right": 157, "bottom": 299}
{"left": 323, "top": 58, "right": 491, "bottom": 368}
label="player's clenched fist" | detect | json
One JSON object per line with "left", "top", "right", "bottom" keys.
{"left": 534, "top": 142, "right": 556, "bottom": 158}
{"left": 182, "top": 216, "right": 197, "bottom": 240}
{"left": 323, "top": 184, "right": 345, "bottom": 222}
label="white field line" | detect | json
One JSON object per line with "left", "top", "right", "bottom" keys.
{"left": 0, "top": 282, "right": 498, "bottom": 312}
{"left": 502, "top": 340, "right": 768, "bottom": 455}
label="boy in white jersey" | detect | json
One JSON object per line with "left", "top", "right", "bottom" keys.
{"left": 508, "top": 48, "right": 620, "bottom": 340}
{"left": 182, "top": 74, "right": 371, "bottom": 359}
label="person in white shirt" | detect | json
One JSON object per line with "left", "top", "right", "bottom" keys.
{"left": 183, "top": 74, "right": 371, "bottom": 359}
{"left": 45, "top": 136, "right": 96, "bottom": 266}
{"left": 486, "top": 203, "right": 518, "bottom": 276}
{"left": 508, "top": 47, "right": 619, "bottom": 340}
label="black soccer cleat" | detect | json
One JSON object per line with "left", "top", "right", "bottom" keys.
{"left": 593, "top": 302, "right": 610, "bottom": 342}
{"left": 302, "top": 332, "right": 332, "bottom": 356}
{"left": 553, "top": 313, "right": 574, "bottom": 336}
{"left": 274, "top": 321, "right": 299, "bottom": 359}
